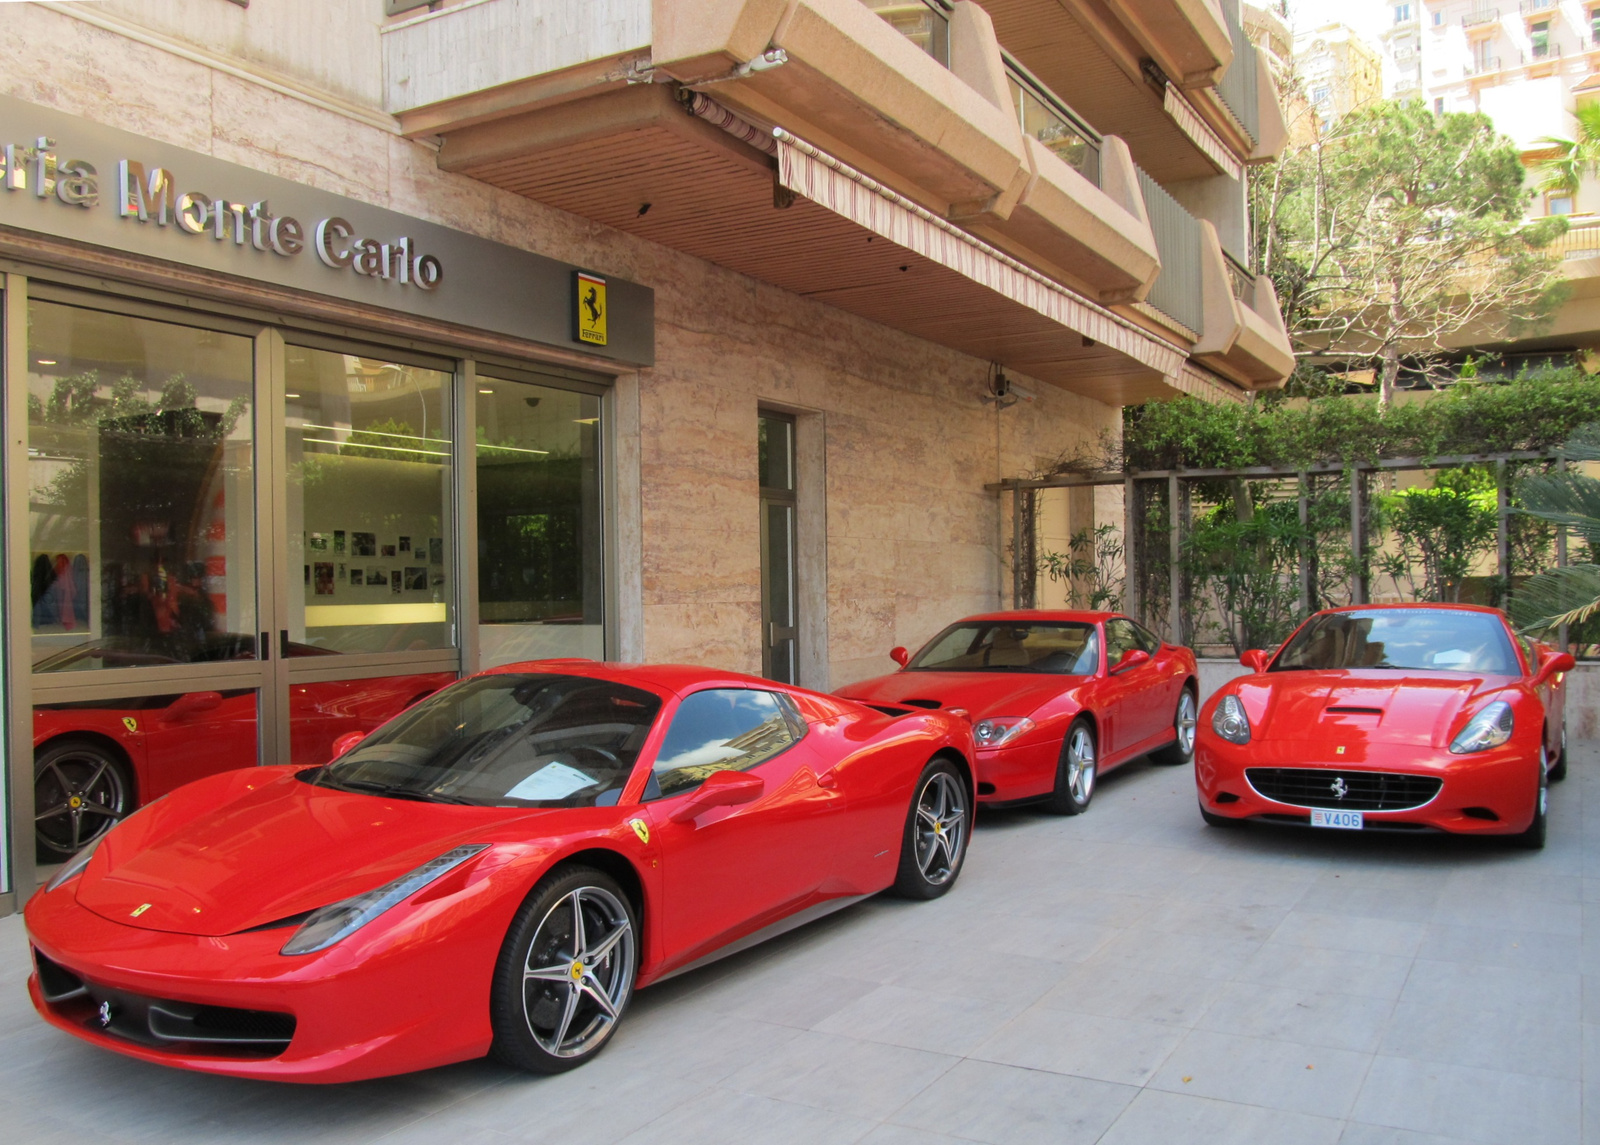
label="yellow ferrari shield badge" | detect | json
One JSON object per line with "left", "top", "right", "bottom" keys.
{"left": 129, "top": 903, "right": 151, "bottom": 918}
{"left": 629, "top": 818, "right": 650, "bottom": 846}
{"left": 575, "top": 271, "right": 607, "bottom": 346}
{"left": 122, "top": 716, "right": 138, "bottom": 733}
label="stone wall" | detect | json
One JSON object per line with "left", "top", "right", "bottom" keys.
{"left": 1, "top": 2, "right": 1119, "bottom": 692}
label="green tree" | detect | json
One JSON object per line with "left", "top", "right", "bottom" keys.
{"left": 1534, "top": 102, "right": 1600, "bottom": 201}
{"left": 1253, "top": 101, "right": 1566, "bottom": 403}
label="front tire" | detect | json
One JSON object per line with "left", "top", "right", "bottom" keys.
{"left": 1044, "top": 718, "right": 1097, "bottom": 815}
{"left": 1548, "top": 722, "right": 1568, "bottom": 783}
{"left": 891, "top": 758, "right": 970, "bottom": 900}
{"left": 1511, "top": 749, "right": 1549, "bottom": 851}
{"left": 34, "top": 738, "right": 132, "bottom": 860}
{"left": 489, "top": 866, "right": 638, "bottom": 1074}
{"left": 1150, "top": 688, "right": 1198, "bottom": 766}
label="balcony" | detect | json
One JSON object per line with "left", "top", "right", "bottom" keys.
{"left": 1136, "top": 168, "right": 1204, "bottom": 334}
{"left": 1467, "top": 54, "right": 1505, "bottom": 75}
{"left": 1192, "top": 225, "right": 1294, "bottom": 389}
{"left": 1520, "top": 0, "right": 1558, "bottom": 13}
{"left": 386, "top": 0, "right": 1189, "bottom": 403}
{"left": 1463, "top": 7, "right": 1501, "bottom": 28}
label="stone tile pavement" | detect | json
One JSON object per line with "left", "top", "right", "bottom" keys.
{"left": 2, "top": 744, "right": 1597, "bottom": 1144}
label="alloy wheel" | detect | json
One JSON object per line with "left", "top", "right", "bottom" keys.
{"left": 1176, "top": 691, "right": 1198, "bottom": 757}
{"left": 913, "top": 771, "right": 967, "bottom": 885}
{"left": 1067, "top": 725, "right": 1097, "bottom": 803}
{"left": 520, "top": 886, "right": 636, "bottom": 1059}
{"left": 35, "top": 745, "right": 128, "bottom": 856}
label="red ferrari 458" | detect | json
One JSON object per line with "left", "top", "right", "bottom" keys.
{"left": 1196, "top": 604, "right": 1573, "bottom": 847}
{"left": 836, "top": 611, "right": 1198, "bottom": 814}
{"left": 26, "top": 662, "right": 974, "bottom": 1081}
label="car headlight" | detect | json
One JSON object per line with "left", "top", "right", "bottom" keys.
{"left": 281, "top": 845, "right": 488, "bottom": 956}
{"left": 1212, "top": 695, "right": 1251, "bottom": 745}
{"left": 1450, "top": 700, "right": 1513, "bottom": 754}
{"left": 972, "top": 717, "right": 1035, "bottom": 749}
{"left": 44, "top": 835, "right": 104, "bottom": 893}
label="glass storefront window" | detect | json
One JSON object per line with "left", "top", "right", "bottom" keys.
{"left": 285, "top": 345, "right": 453, "bottom": 653}
{"left": 475, "top": 376, "right": 604, "bottom": 667}
{"left": 27, "top": 301, "right": 257, "bottom": 671}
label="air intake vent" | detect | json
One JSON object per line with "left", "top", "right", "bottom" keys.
{"left": 899, "top": 699, "right": 942, "bottom": 709}
{"left": 1326, "top": 706, "right": 1384, "bottom": 716}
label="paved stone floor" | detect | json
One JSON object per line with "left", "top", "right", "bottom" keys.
{"left": 2, "top": 745, "right": 1596, "bottom": 1145}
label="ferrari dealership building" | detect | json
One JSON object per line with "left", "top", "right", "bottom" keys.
{"left": 0, "top": 0, "right": 1290, "bottom": 912}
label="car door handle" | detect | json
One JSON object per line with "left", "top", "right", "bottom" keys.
{"left": 816, "top": 771, "right": 837, "bottom": 789}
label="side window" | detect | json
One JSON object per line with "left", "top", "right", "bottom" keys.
{"left": 645, "top": 689, "right": 799, "bottom": 800}
{"left": 1103, "top": 619, "right": 1138, "bottom": 666}
{"left": 1131, "top": 622, "right": 1162, "bottom": 654}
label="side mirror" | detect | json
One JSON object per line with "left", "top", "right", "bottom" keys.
{"left": 160, "top": 691, "right": 223, "bottom": 723}
{"left": 1111, "top": 648, "right": 1150, "bottom": 674}
{"left": 330, "top": 730, "right": 367, "bottom": 760}
{"left": 1534, "top": 651, "right": 1577, "bottom": 687}
{"left": 1240, "top": 650, "right": 1270, "bottom": 673}
{"left": 670, "top": 769, "right": 765, "bottom": 823}
{"left": 890, "top": 646, "right": 910, "bottom": 668}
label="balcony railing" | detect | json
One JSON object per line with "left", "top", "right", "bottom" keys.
{"left": 1527, "top": 42, "right": 1564, "bottom": 62}
{"left": 1225, "top": 252, "right": 1257, "bottom": 308}
{"left": 1216, "top": 0, "right": 1260, "bottom": 145}
{"left": 1003, "top": 53, "right": 1101, "bottom": 186}
{"left": 1552, "top": 221, "right": 1600, "bottom": 259}
{"left": 1137, "top": 168, "right": 1204, "bottom": 333}
{"left": 1520, "top": 0, "right": 1558, "bottom": 13}
{"left": 1467, "top": 54, "right": 1504, "bottom": 75}
{"left": 1463, "top": 7, "right": 1501, "bottom": 27}
{"left": 863, "top": 0, "right": 950, "bottom": 66}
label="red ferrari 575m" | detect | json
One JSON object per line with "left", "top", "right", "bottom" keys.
{"left": 25, "top": 661, "right": 974, "bottom": 1081}
{"left": 837, "top": 611, "right": 1198, "bottom": 814}
{"left": 1196, "top": 604, "right": 1573, "bottom": 847}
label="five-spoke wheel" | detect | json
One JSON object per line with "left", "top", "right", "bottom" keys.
{"left": 1046, "top": 718, "right": 1097, "bottom": 815}
{"left": 35, "top": 739, "right": 130, "bottom": 859}
{"left": 491, "top": 867, "right": 638, "bottom": 1073}
{"left": 893, "top": 758, "right": 970, "bottom": 899}
{"left": 1151, "top": 689, "right": 1198, "bottom": 766}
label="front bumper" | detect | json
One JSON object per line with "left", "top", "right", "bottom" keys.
{"left": 973, "top": 741, "right": 1059, "bottom": 803}
{"left": 1195, "top": 739, "right": 1541, "bottom": 835}
{"left": 23, "top": 878, "right": 501, "bottom": 1082}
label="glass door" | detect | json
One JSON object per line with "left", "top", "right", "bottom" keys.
{"left": 759, "top": 414, "right": 798, "bottom": 683}
{"left": 276, "top": 341, "right": 459, "bottom": 766}
{"left": 25, "top": 294, "right": 267, "bottom": 863}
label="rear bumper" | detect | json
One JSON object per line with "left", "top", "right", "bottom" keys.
{"left": 1195, "top": 739, "right": 1541, "bottom": 835}
{"left": 23, "top": 880, "right": 497, "bottom": 1082}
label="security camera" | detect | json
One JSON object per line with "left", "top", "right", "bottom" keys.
{"left": 983, "top": 370, "right": 1035, "bottom": 407}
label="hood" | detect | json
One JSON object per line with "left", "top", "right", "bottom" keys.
{"left": 1241, "top": 670, "right": 1510, "bottom": 750}
{"left": 74, "top": 768, "right": 542, "bottom": 937}
{"left": 837, "top": 670, "right": 1079, "bottom": 718}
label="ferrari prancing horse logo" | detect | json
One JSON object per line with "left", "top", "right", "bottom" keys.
{"left": 122, "top": 717, "right": 138, "bottom": 733}
{"left": 129, "top": 903, "right": 152, "bottom": 918}
{"left": 629, "top": 818, "right": 650, "bottom": 845}
{"left": 1330, "top": 777, "right": 1349, "bottom": 801}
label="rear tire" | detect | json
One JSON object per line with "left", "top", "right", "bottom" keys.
{"left": 1511, "top": 749, "right": 1548, "bottom": 851}
{"left": 1043, "top": 718, "right": 1097, "bottom": 815}
{"left": 890, "top": 757, "right": 970, "bottom": 900}
{"left": 1548, "top": 723, "right": 1568, "bottom": 783}
{"left": 1150, "top": 688, "right": 1198, "bottom": 766}
{"left": 489, "top": 866, "right": 638, "bottom": 1074}
{"left": 34, "top": 738, "right": 132, "bottom": 861}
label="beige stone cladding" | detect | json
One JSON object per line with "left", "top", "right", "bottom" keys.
{"left": 3, "top": 2, "right": 1117, "bottom": 691}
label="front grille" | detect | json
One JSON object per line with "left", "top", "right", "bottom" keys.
{"left": 1245, "top": 768, "right": 1442, "bottom": 812}
{"left": 32, "top": 948, "right": 294, "bottom": 1057}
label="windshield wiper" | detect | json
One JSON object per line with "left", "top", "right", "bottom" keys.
{"left": 325, "top": 777, "right": 478, "bottom": 805}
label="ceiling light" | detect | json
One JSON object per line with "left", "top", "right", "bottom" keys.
{"left": 36, "top": 359, "right": 56, "bottom": 366}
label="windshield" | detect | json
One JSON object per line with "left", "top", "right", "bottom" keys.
{"left": 1271, "top": 609, "right": 1519, "bottom": 675}
{"left": 305, "top": 673, "right": 662, "bottom": 807}
{"left": 909, "top": 622, "right": 1099, "bottom": 674}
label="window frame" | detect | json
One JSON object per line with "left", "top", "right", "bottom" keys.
{"left": 638, "top": 686, "right": 808, "bottom": 803}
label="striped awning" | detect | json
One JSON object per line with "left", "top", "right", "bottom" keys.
{"left": 1162, "top": 87, "right": 1244, "bottom": 180}
{"left": 773, "top": 130, "right": 1187, "bottom": 380}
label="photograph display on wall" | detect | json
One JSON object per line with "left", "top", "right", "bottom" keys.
{"left": 405, "top": 567, "right": 428, "bottom": 591}
{"left": 352, "top": 532, "right": 376, "bottom": 558}
{"left": 314, "top": 563, "right": 335, "bottom": 595}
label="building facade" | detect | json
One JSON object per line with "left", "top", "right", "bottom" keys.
{"left": 0, "top": 0, "right": 1289, "bottom": 912}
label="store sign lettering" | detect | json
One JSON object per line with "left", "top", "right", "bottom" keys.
{"left": 0, "top": 136, "right": 443, "bottom": 291}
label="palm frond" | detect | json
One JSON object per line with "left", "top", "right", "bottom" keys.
{"left": 1561, "top": 420, "right": 1600, "bottom": 463}
{"left": 1515, "top": 471, "right": 1600, "bottom": 545}
{"left": 1509, "top": 563, "right": 1600, "bottom": 633}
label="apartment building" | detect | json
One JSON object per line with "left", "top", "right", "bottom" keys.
{"left": 1296, "top": 22, "right": 1385, "bottom": 126}
{"left": 0, "top": 0, "right": 1289, "bottom": 909}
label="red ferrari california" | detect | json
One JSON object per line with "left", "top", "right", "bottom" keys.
{"left": 836, "top": 611, "right": 1198, "bottom": 814}
{"left": 25, "top": 661, "right": 974, "bottom": 1081}
{"left": 1196, "top": 604, "right": 1573, "bottom": 847}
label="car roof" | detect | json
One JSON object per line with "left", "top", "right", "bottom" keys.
{"left": 476, "top": 659, "right": 794, "bottom": 699}
{"left": 953, "top": 609, "right": 1120, "bottom": 624}
{"left": 1311, "top": 603, "right": 1508, "bottom": 618}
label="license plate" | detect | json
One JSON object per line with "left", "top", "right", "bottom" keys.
{"left": 1311, "top": 808, "right": 1363, "bottom": 830}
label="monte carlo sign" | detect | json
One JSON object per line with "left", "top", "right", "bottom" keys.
{"left": 0, "top": 95, "right": 653, "bottom": 365}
